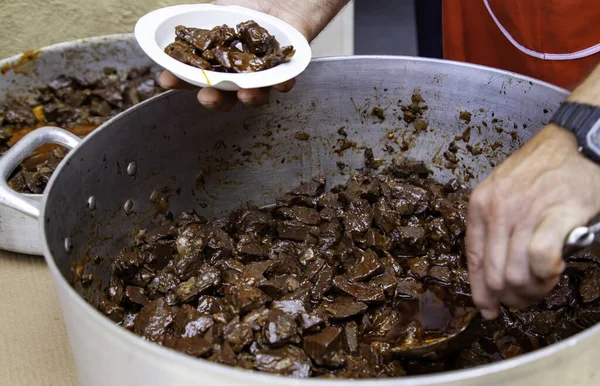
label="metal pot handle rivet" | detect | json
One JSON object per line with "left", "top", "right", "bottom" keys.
{"left": 87, "top": 196, "right": 96, "bottom": 211}
{"left": 0, "top": 126, "right": 81, "bottom": 219}
{"left": 64, "top": 237, "right": 72, "bottom": 252}
{"left": 124, "top": 199, "right": 135, "bottom": 215}
{"left": 126, "top": 161, "right": 137, "bottom": 177}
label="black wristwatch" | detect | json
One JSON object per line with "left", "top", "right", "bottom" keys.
{"left": 550, "top": 102, "right": 600, "bottom": 163}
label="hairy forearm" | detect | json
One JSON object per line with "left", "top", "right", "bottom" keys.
{"left": 568, "top": 63, "right": 600, "bottom": 106}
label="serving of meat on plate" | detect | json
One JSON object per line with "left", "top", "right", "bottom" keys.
{"left": 164, "top": 20, "right": 295, "bottom": 73}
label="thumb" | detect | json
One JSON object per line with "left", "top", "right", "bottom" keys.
{"left": 528, "top": 209, "right": 585, "bottom": 280}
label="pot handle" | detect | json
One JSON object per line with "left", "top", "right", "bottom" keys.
{"left": 0, "top": 126, "right": 81, "bottom": 219}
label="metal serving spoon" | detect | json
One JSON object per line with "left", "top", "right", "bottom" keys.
{"left": 390, "top": 221, "right": 600, "bottom": 359}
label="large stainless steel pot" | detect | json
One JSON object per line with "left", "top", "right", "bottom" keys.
{"left": 1, "top": 54, "right": 598, "bottom": 386}
{"left": 0, "top": 34, "right": 158, "bottom": 255}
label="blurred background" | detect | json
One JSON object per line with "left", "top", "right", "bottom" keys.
{"left": 0, "top": 0, "right": 442, "bottom": 59}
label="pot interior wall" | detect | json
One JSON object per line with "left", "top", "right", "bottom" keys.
{"left": 42, "top": 57, "right": 566, "bottom": 305}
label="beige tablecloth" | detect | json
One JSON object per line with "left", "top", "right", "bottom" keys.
{"left": 0, "top": 251, "right": 77, "bottom": 386}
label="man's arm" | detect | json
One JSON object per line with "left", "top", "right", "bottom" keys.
{"left": 569, "top": 64, "right": 600, "bottom": 104}
{"left": 159, "top": 0, "right": 348, "bottom": 111}
{"left": 467, "top": 63, "right": 600, "bottom": 319}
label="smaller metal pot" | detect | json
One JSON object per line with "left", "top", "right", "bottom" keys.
{"left": 0, "top": 34, "right": 157, "bottom": 255}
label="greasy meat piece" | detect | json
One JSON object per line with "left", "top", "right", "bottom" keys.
{"left": 4, "top": 105, "right": 35, "bottom": 125}
{"left": 98, "top": 298, "right": 125, "bottom": 323}
{"left": 384, "top": 180, "right": 429, "bottom": 214}
{"left": 262, "top": 309, "right": 300, "bottom": 347}
{"left": 530, "top": 311, "right": 557, "bottom": 336}
{"left": 255, "top": 345, "right": 312, "bottom": 378}
{"left": 164, "top": 40, "right": 214, "bottom": 70}
{"left": 277, "top": 220, "right": 319, "bottom": 242}
{"left": 291, "top": 178, "right": 325, "bottom": 197}
{"left": 303, "top": 326, "right": 344, "bottom": 366}
{"left": 175, "top": 25, "right": 236, "bottom": 52}
{"left": 243, "top": 307, "right": 270, "bottom": 332}
{"left": 114, "top": 249, "right": 144, "bottom": 274}
{"left": 225, "top": 284, "right": 271, "bottom": 313}
{"left": 224, "top": 319, "right": 254, "bottom": 352}
{"left": 347, "top": 249, "right": 384, "bottom": 281}
{"left": 236, "top": 235, "right": 269, "bottom": 258}
{"left": 311, "top": 264, "right": 334, "bottom": 301}
{"left": 175, "top": 223, "right": 206, "bottom": 256}
{"left": 579, "top": 266, "right": 600, "bottom": 303}
{"left": 387, "top": 158, "right": 430, "bottom": 178}
{"left": 271, "top": 299, "right": 306, "bottom": 315}
{"left": 393, "top": 226, "right": 427, "bottom": 250}
{"left": 125, "top": 286, "right": 149, "bottom": 306}
{"left": 209, "top": 342, "right": 238, "bottom": 366}
{"left": 171, "top": 337, "right": 213, "bottom": 357}
{"left": 147, "top": 271, "right": 180, "bottom": 296}
{"left": 298, "top": 312, "right": 326, "bottom": 333}
{"left": 368, "top": 307, "right": 402, "bottom": 339}
{"left": 237, "top": 20, "right": 280, "bottom": 56}
{"left": 428, "top": 265, "right": 452, "bottom": 284}
{"left": 369, "top": 270, "right": 398, "bottom": 297}
{"left": 395, "top": 277, "right": 424, "bottom": 298}
{"left": 344, "top": 199, "right": 374, "bottom": 236}
{"left": 241, "top": 260, "right": 272, "bottom": 286}
{"left": 544, "top": 275, "right": 575, "bottom": 309}
{"left": 332, "top": 276, "right": 385, "bottom": 303}
{"left": 373, "top": 198, "right": 399, "bottom": 234}
{"left": 108, "top": 273, "right": 125, "bottom": 304}
{"left": 278, "top": 206, "right": 320, "bottom": 225}
{"left": 173, "top": 267, "right": 221, "bottom": 303}
{"left": 576, "top": 308, "right": 600, "bottom": 328}
{"left": 317, "top": 192, "right": 344, "bottom": 210}
{"left": 318, "top": 297, "right": 368, "bottom": 320}
{"left": 210, "top": 45, "right": 295, "bottom": 73}
{"left": 319, "top": 220, "right": 343, "bottom": 250}
{"left": 173, "top": 305, "right": 214, "bottom": 337}
{"left": 133, "top": 298, "right": 174, "bottom": 340}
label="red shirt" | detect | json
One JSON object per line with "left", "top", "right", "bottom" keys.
{"left": 443, "top": 0, "right": 600, "bottom": 89}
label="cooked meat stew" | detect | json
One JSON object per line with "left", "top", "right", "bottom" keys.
{"left": 79, "top": 153, "right": 600, "bottom": 379}
{"left": 0, "top": 67, "right": 164, "bottom": 193}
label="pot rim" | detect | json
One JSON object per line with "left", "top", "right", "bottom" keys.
{"left": 32, "top": 46, "right": 591, "bottom": 384}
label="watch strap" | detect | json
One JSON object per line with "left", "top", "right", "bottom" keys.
{"left": 551, "top": 102, "right": 600, "bottom": 141}
{"left": 551, "top": 102, "right": 600, "bottom": 163}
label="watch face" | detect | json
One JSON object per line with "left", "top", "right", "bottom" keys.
{"left": 586, "top": 118, "right": 600, "bottom": 157}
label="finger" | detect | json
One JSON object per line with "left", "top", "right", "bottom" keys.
{"left": 504, "top": 223, "right": 536, "bottom": 292}
{"left": 158, "top": 71, "right": 197, "bottom": 90}
{"left": 503, "top": 221, "right": 557, "bottom": 310}
{"left": 529, "top": 209, "right": 580, "bottom": 280}
{"left": 272, "top": 79, "right": 296, "bottom": 93}
{"left": 466, "top": 187, "right": 500, "bottom": 319}
{"left": 499, "top": 277, "right": 558, "bottom": 310}
{"left": 237, "top": 88, "right": 270, "bottom": 107}
{"left": 483, "top": 194, "right": 510, "bottom": 294}
{"left": 197, "top": 88, "right": 238, "bottom": 112}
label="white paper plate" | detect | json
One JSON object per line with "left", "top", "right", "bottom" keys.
{"left": 135, "top": 4, "right": 312, "bottom": 91}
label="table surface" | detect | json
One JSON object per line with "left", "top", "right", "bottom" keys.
{"left": 0, "top": 251, "right": 77, "bottom": 386}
